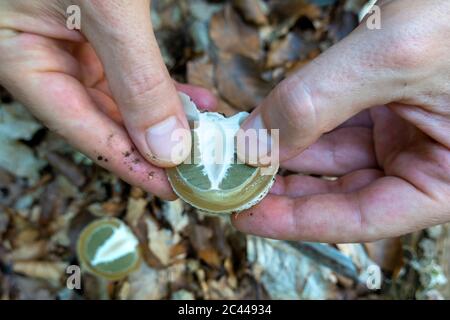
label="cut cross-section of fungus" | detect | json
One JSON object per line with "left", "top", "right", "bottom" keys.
{"left": 167, "top": 93, "right": 278, "bottom": 213}
{"left": 76, "top": 218, "right": 141, "bottom": 280}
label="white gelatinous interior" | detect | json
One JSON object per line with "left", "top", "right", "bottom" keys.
{"left": 91, "top": 223, "right": 138, "bottom": 266}
{"left": 178, "top": 92, "right": 249, "bottom": 190}
{"left": 178, "top": 92, "right": 199, "bottom": 122}
{"left": 197, "top": 112, "right": 248, "bottom": 189}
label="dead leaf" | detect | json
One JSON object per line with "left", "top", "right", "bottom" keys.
{"left": 205, "top": 216, "right": 232, "bottom": 260}
{"left": 88, "top": 199, "right": 125, "bottom": 218}
{"left": 117, "top": 281, "right": 131, "bottom": 300}
{"left": 0, "top": 102, "right": 45, "bottom": 181}
{"left": 171, "top": 289, "right": 195, "bottom": 300}
{"left": 210, "top": 5, "right": 261, "bottom": 61}
{"left": 146, "top": 217, "right": 180, "bottom": 266}
{"left": 187, "top": 56, "right": 215, "bottom": 89}
{"left": 13, "top": 261, "right": 67, "bottom": 282}
{"left": 232, "top": 0, "right": 268, "bottom": 26}
{"left": 336, "top": 243, "right": 378, "bottom": 272}
{"left": 46, "top": 152, "right": 86, "bottom": 187}
{"left": 365, "top": 238, "right": 403, "bottom": 273}
{"left": 267, "top": 31, "right": 317, "bottom": 68}
{"left": 0, "top": 210, "right": 9, "bottom": 238}
{"left": 187, "top": 56, "right": 239, "bottom": 116}
{"left": 130, "top": 187, "right": 145, "bottom": 199}
{"left": 127, "top": 263, "right": 184, "bottom": 299}
{"left": 8, "top": 240, "right": 48, "bottom": 262}
{"left": 207, "top": 276, "right": 237, "bottom": 299}
{"left": 247, "top": 236, "right": 337, "bottom": 299}
{"left": 13, "top": 228, "right": 40, "bottom": 248}
{"left": 170, "top": 241, "right": 188, "bottom": 260}
{"left": 187, "top": 224, "right": 213, "bottom": 252}
{"left": 162, "top": 200, "right": 188, "bottom": 233}
{"left": 125, "top": 197, "right": 147, "bottom": 227}
{"left": 198, "top": 248, "right": 221, "bottom": 268}
{"left": 328, "top": 9, "right": 359, "bottom": 42}
{"left": 215, "top": 53, "right": 272, "bottom": 110}
{"left": 3, "top": 275, "right": 56, "bottom": 300}
{"left": 224, "top": 258, "right": 238, "bottom": 288}
{"left": 268, "top": 0, "right": 321, "bottom": 24}
{"left": 0, "top": 168, "right": 23, "bottom": 208}
{"left": 0, "top": 137, "right": 45, "bottom": 182}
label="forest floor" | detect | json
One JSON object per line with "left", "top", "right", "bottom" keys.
{"left": 0, "top": 0, "right": 449, "bottom": 300}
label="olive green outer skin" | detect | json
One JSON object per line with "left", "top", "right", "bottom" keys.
{"left": 167, "top": 165, "right": 278, "bottom": 214}
{"left": 76, "top": 217, "right": 141, "bottom": 281}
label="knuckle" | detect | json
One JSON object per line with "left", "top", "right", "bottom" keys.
{"left": 385, "top": 30, "right": 434, "bottom": 70}
{"left": 274, "top": 78, "right": 319, "bottom": 135}
{"left": 121, "top": 64, "right": 168, "bottom": 107}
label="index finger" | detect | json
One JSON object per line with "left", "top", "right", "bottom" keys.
{"left": 80, "top": 0, "right": 191, "bottom": 167}
{"left": 231, "top": 173, "right": 443, "bottom": 243}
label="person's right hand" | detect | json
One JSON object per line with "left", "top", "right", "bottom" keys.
{"left": 234, "top": 0, "right": 450, "bottom": 242}
{"left": 0, "top": 0, "right": 216, "bottom": 199}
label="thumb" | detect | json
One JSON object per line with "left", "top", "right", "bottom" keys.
{"left": 238, "top": 15, "right": 415, "bottom": 165}
{"left": 79, "top": 1, "right": 190, "bottom": 167}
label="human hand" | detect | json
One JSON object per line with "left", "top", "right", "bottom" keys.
{"left": 0, "top": 0, "right": 217, "bottom": 200}
{"left": 234, "top": 0, "right": 450, "bottom": 242}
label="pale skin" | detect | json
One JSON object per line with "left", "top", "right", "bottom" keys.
{"left": 1, "top": 1, "right": 449, "bottom": 243}
{"left": 235, "top": 0, "right": 450, "bottom": 242}
{"left": 0, "top": 0, "right": 217, "bottom": 200}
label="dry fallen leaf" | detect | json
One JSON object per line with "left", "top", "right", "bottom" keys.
{"left": 13, "top": 261, "right": 68, "bottom": 282}
{"left": 45, "top": 152, "right": 86, "bottom": 187}
{"left": 162, "top": 200, "right": 188, "bottom": 233}
{"left": 0, "top": 210, "right": 9, "bottom": 238}
{"left": 198, "top": 248, "right": 222, "bottom": 268}
{"left": 210, "top": 4, "right": 261, "bottom": 61}
{"left": 207, "top": 276, "right": 237, "bottom": 299}
{"left": 187, "top": 224, "right": 213, "bottom": 253}
{"left": 0, "top": 102, "right": 45, "bottom": 181}
{"left": 12, "top": 228, "right": 40, "bottom": 248}
{"left": 87, "top": 200, "right": 124, "bottom": 218}
{"left": 247, "top": 236, "right": 337, "bottom": 299}
{"left": 267, "top": 31, "right": 317, "bottom": 68}
{"left": 146, "top": 217, "right": 181, "bottom": 266}
{"left": 3, "top": 275, "right": 56, "bottom": 300}
{"left": 125, "top": 197, "right": 147, "bottom": 227}
{"left": 127, "top": 263, "right": 184, "bottom": 300}
{"left": 187, "top": 56, "right": 215, "bottom": 90}
{"left": 232, "top": 0, "right": 268, "bottom": 26}
{"left": 268, "top": 0, "right": 321, "bottom": 24}
{"left": 215, "top": 53, "right": 273, "bottom": 110}
{"left": 8, "top": 240, "right": 48, "bottom": 262}
{"left": 328, "top": 8, "right": 359, "bottom": 41}
{"left": 365, "top": 238, "right": 403, "bottom": 273}
{"left": 187, "top": 56, "right": 239, "bottom": 116}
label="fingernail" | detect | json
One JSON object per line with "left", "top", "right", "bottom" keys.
{"left": 145, "top": 116, "right": 190, "bottom": 164}
{"left": 238, "top": 113, "right": 272, "bottom": 166}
